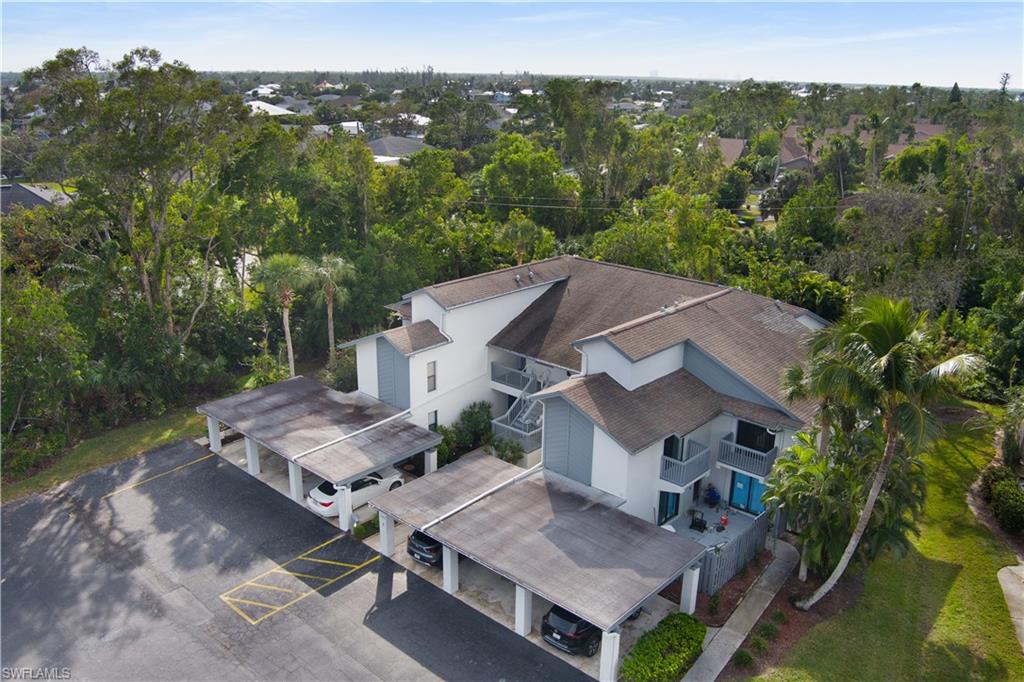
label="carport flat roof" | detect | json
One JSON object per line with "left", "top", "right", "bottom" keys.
{"left": 373, "top": 454, "right": 706, "bottom": 631}
{"left": 197, "top": 376, "right": 441, "bottom": 485}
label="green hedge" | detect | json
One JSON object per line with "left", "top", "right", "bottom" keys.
{"left": 992, "top": 479, "right": 1024, "bottom": 533}
{"left": 981, "top": 466, "right": 1017, "bottom": 502}
{"left": 621, "top": 612, "right": 706, "bottom": 682}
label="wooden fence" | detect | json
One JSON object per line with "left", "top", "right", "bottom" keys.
{"left": 697, "top": 508, "right": 774, "bottom": 595}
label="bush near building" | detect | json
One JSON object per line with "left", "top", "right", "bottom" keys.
{"left": 992, "top": 479, "right": 1024, "bottom": 533}
{"left": 620, "top": 612, "right": 706, "bottom": 682}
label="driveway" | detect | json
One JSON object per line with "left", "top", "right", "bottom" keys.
{"left": 1, "top": 439, "right": 589, "bottom": 681}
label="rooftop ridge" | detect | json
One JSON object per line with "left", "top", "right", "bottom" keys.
{"left": 576, "top": 287, "right": 734, "bottom": 345}
{"left": 425, "top": 255, "right": 568, "bottom": 291}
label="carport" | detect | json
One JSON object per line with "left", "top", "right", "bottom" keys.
{"left": 198, "top": 377, "right": 442, "bottom": 530}
{"left": 371, "top": 453, "right": 706, "bottom": 682}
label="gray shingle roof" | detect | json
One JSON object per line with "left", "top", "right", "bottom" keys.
{"left": 368, "top": 135, "right": 431, "bottom": 157}
{"left": 487, "top": 257, "right": 722, "bottom": 370}
{"left": 591, "top": 290, "right": 817, "bottom": 422}
{"left": 381, "top": 320, "right": 449, "bottom": 355}
{"left": 534, "top": 369, "right": 801, "bottom": 453}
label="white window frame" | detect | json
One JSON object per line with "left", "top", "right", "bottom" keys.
{"left": 427, "top": 360, "right": 437, "bottom": 393}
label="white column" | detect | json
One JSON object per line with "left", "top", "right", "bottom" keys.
{"left": 337, "top": 485, "right": 353, "bottom": 532}
{"left": 206, "top": 416, "right": 222, "bottom": 453}
{"left": 598, "top": 630, "right": 621, "bottom": 682}
{"left": 288, "top": 461, "right": 304, "bottom": 503}
{"left": 514, "top": 584, "right": 533, "bottom": 636}
{"left": 681, "top": 565, "right": 700, "bottom": 615}
{"left": 442, "top": 545, "right": 459, "bottom": 594}
{"left": 425, "top": 448, "right": 438, "bottom": 474}
{"left": 378, "top": 512, "right": 395, "bottom": 555}
{"left": 244, "top": 437, "right": 261, "bottom": 475}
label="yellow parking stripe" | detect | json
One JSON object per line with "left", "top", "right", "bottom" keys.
{"left": 296, "top": 556, "right": 358, "bottom": 568}
{"left": 248, "top": 556, "right": 380, "bottom": 626}
{"left": 102, "top": 453, "right": 217, "bottom": 499}
{"left": 224, "top": 596, "right": 279, "bottom": 610}
{"left": 222, "top": 598, "right": 259, "bottom": 625}
{"left": 271, "top": 569, "right": 331, "bottom": 581}
{"left": 247, "top": 582, "right": 297, "bottom": 594}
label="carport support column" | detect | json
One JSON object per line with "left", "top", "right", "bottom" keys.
{"left": 514, "top": 584, "right": 533, "bottom": 636}
{"left": 425, "top": 448, "right": 438, "bottom": 474}
{"left": 598, "top": 630, "right": 621, "bottom": 682}
{"left": 378, "top": 512, "right": 395, "bottom": 555}
{"left": 337, "top": 485, "right": 353, "bottom": 532}
{"left": 287, "top": 461, "right": 303, "bottom": 503}
{"left": 206, "top": 416, "right": 222, "bottom": 453}
{"left": 442, "top": 545, "right": 459, "bottom": 594}
{"left": 681, "top": 565, "right": 700, "bottom": 615}
{"left": 244, "top": 437, "right": 261, "bottom": 475}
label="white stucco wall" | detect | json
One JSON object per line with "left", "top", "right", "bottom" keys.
{"left": 408, "top": 291, "right": 445, "bottom": 327}
{"left": 355, "top": 337, "right": 379, "bottom": 399}
{"left": 578, "top": 338, "right": 684, "bottom": 390}
{"left": 403, "top": 284, "right": 554, "bottom": 429}
{"left": 621, "top": 440, "right": 664, "bottom": 523}
{"left": 590, "top": 427, "right": 629, "bottom": 500}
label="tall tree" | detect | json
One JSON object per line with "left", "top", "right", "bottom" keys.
{"left": 253, "top": 254, "right": 314, "bottom": 377}
{"left": 794, "top": 296, "right": 981, "bottom": 610}
{"left": 310, "top": 255, "right": 354, "bottom": 366}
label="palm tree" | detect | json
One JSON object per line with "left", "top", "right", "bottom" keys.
{"left": 794, "top": 296, "right": 981, "bottom": 610}
{"left": 252, "top": 254, "right": 314, "bottom": 378}
{"left": 310, "top": 254, "right": 354, "bottom": 367}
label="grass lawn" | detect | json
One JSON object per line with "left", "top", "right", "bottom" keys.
{"left": 760, "top": 408, "right": 1023, "bottom": 681}
{"left": 2, "top": 406, "right": 207, "bottom": 503}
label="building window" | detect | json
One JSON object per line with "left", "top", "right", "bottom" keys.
{"left": 428, "top": 410, "right": 438, "bottom": 432}
{"left": 657, "top": 491, "right": 680, "bottom": 525}
{"left": 426, "top": 361, "right": 437, "bottom": 392}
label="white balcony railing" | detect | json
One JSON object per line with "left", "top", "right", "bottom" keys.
{"left": 490, "top": 362, "right": 533, "bottom": 391}
{"left": 717, "top": 433, "right": 778, "bottom": 478}
{"left": 660, "top": 440, "right": 711, "bottom": 488}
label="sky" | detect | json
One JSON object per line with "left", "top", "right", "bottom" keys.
{"left": 2, "top": 2, "right": 1022, "bottom": 89}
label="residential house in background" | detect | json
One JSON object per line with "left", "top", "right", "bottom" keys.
{"left": 368, "top": 135, "right": 432, "bottom": 165}
{"left": 1, "top": 182, "right": 71, "bottom": 214}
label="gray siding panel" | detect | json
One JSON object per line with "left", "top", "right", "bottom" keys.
{"left": 543, "top": 397, "right": 571, "bottom": 476}
{"left": 543, "top": 397, "right": 593, "bottom": 486}
{"left": 567, "top": 408, "right": 593, "bottom": 485}
{"left": 683, "top": 342, "right": 774, "bottom": 408}
{"left": 376, "top": 337, "right": 410, "bottom": 409}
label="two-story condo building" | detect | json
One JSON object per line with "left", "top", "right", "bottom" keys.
{"left": 353, "top": 255, "right": 824, "bottom": 680}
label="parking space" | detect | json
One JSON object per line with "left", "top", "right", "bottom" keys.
{"left": 1, "top": 439, "right": 588, "bottom": 681}
{"left": 365, "top": 522, "right": 680, "bottom": 679}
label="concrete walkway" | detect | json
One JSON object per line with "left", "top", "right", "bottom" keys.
{"left": 998, "top": 565, "right": 1024, "bottom": 653}
{"left": 684, "top": 540, "right": 799, "bottom": 682}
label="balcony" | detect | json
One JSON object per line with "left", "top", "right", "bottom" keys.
{"left": 717, "top": 433, "right": 778, "bottom": 479}
{"left": 490, "top": 362, "right": 533, "bottom": 392}
{"left": 660, "top": 440, "right": 711, "bottom": 489}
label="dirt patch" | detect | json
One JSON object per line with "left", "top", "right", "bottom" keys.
{"left": 658, "top": 550, "right": 773, "bottom": 627}
{"left": 718, "top": 571, "right": 864, "bottom": 680}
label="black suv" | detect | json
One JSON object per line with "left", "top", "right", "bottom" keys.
{"left": 407, "top": 530, "right": 443, "bottom": 566}
{"left": 541, "top": 606, "right": 601, "bottom": 656}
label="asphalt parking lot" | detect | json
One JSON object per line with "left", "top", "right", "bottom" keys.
{"left": 1, "top": 438, "right": 589, "bottom": 681}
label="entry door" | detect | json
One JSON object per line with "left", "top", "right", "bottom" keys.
{"left": 730, "top": 472, "right": 767, "bottom": 514}
{"left": 658, "top": 491, "right": 680, "bottom": 525}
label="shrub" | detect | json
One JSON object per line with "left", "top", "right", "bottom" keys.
{"left": 770, "top": 608, "right": 788, "bottom": 624}
{"left": 452, "top": 401, "right": 494, "bottom": 452}
{"left": 620, "top": 612, "right": 706, "bottom": 682}
{"left": 1004, "top": 431, "right": 1023, "bottom": 469}
{"left": 318, "top": 349, "right": 357, "bottom": 391}
{"left": 733, "top": 649, "right": 754, "bottom": 667}
{"left": 436, "top": 425, "right": 457, "bottom": 466}
{"left": 707, "top": 593, "right": 721, "bottom": 615}
{"left": 981, "top": 466, "right": 1018, "bottom": 503}
{"left": 758, "top": 622, "right": 779, "bottom": 640}
{"left": 245, "top": 342, "right": 289, "bottom": 389}
{"left": 992, "top": 480, "right": 1024, "bottom": 533}
{"left": 492, "top": 438, "right": 525, "bottom": 464}
{"left": 749, "top": 636, "right": 768, "bottom": 654}
{"left": 353, "top": 515, "right": 379, "bottom": 540}
{"left": 2, "top": 427, "right": 67, "bottom": 477}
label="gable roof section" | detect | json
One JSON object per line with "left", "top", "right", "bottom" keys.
{"left": 715, "top": 137, "right": 747, "bottom": 165}
{"left": 380, "top": 320, "right": 449, "bottom": 355}
{"left": 534, "top": 369, "right": 801, "bottom": 453}
{"left": 488, "top": 257, "right": 721, "bottom": 370}
{"left": 368, "top": 135, "right": 431, "bottom": 157}
{"left": 420, "top": 256, "right": 573, "bottom": 309}
{"left": 590, "top": 289, "right": 816, "bottom": 422}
